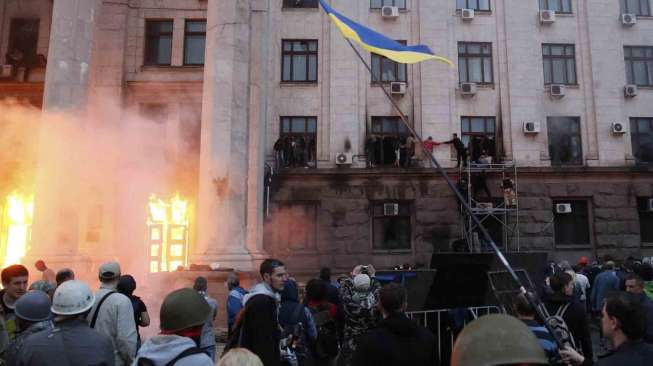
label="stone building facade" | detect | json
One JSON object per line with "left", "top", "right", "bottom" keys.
{"left": 1, "top": 0, "right": 653, "bottom": 275}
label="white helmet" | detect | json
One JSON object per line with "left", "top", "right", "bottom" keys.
{"left": 51, "top": 280, "right": 95, "bottom": 316}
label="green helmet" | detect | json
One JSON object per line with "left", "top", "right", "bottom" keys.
{"left": 160, "top": 288, "right": 210, "bottom": 332}
{"left": 451, "top": 314, "right": 549, "bottom": 366}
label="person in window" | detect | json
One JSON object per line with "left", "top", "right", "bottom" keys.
{"left": 469, "top": 137, "right": 483, "bottom": 163}
{"left": 440, "top": 133, "right": 467, "bottom": 168}
{"left": 472, "top": 170, "right": 492, "bottom": 200}
{"left": 392, "top": 137, "right": 401, "bottom": 167}
{"left": 481, "top": 136, "right": 496, "bottom": 160}
{"left": 307, "top": 137, "right": 316, "bottom": 166}
{"left": 295, "top": 136, "right": 307, "bottom": 168}
{"left": 404, "top": 135, "right": 417, "bottom": 168}
{"left": 365, "top": 135, "right": 378, "bottom": 168}
{"left": 283, "top": 135, "right": 293, "bottom": 168}
{"left": 274, "top": 137, "right": 284, "bottom": 170}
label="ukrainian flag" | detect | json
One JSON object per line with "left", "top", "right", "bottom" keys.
{"left": 319, "top": 0, "right": 453, "bottom": 66}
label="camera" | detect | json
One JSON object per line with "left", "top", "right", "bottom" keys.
{"left": 361, "top": 265, "right": 369, "bottom": 275}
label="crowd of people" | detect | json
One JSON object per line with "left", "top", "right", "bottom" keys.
{"left": 274, "top": 136, "right": 317, "bottom": 169}
{"left": 0, "top": 255, "right": 651, "bottom": 365}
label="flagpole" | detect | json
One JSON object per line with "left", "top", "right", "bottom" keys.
{"left": 344, "top": 38, "right": 527, "bottom": 297}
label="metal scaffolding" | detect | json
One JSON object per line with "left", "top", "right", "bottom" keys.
{"left": 459, "top": 162, "right": 520, "bottom": 252}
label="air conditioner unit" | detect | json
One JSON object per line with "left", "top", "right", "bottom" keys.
{"left": 335, "top": 152, "right": 353, "bottom": 165}
{"left": 621, "top": 13, "right": 637, "bottom": 26}
{"left": 383, "top": 203, "right": 399, "bottom": 216}
{"left": 648, "top": 198, "right": 653, "bottom": 212}
{"left": 460, "top": 82, "right": 477, "bottom": 96}
{"left": 556, "top": 203, "right": 572, "bottom": 214}
{"left": 624, "top": 84, "right": 638, "bottom": 98}
{"left": 390, "top": 82, "right": 406, "bottom": 95}
{"left": 0, "top": 64, "right": 13, "bottom": 78}
{"left": 539, "top": 10, "right": 556, "bottom": 23}
{"left": 477, "top": 202, "right": 494, "bottom": 210}
{"left": 381, "top": 6, "right": 399, "bottom": 19}
{"left": 611, "top": 122, "right": 627, "bottom": 134}
{"left": 461, "top": 8, "right": 475, "bottom": 21}
{"left": 550, "top": 84, "right": 566, "bottom": 98}
{"left": 523, "top": 121, "right": 541, "bottom": 134}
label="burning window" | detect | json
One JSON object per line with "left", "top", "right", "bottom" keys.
{"left": 0, "top": 193, "right": 34, "bottom": 267}
{"left": 146, "top": 194, "right": 190, "bottom": 272}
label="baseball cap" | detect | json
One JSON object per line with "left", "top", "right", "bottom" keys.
{"left": 98, "top": 261, "right": 121, "bottom": 280}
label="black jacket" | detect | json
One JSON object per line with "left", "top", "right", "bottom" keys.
{"left": 593, "top": 340, "right": 653, "bottom": 366}
{"left": 352, "top": 312, "right": 437, "bottom": 366}
{"left": 545, "top": 293, "right": 593, "bottom": 361}
{"left": 240, "top": 293, "right": 281, "bottom": 366}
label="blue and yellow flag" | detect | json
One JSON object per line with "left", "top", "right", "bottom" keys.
{"left": 319, "top": 0, "right": 453, "bottom": 66}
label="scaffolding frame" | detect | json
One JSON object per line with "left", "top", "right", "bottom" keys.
{"left": 460, "top": 162, "right": 520, "bottom": 253}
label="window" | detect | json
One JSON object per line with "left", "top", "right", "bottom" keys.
{"left": 8, "top": 19, "right": 39, "bottom": 62}
{"left": 184, "top": 20, "right": 206, "bottom": 66}
{"left": 283, "top": 0, "right": 319, "bottom": 8}
{"left": 637, "top": 198, "right": 653, "bottom": 244}
{"left": 371, "top": 41, "right": 407, "bottom": 83}
{"left": 620, "top": 0, "right": 651, "bottom": 16}
{"left": 273, "top": 202, "right": 318, "bottom": 250}
{"left": 547, "top": 117, "right": 582, "bottom": 166}
{"left": 539, "top": 0, "right": 572, "bottom": 13}
{"left": 553, "top": 200, "right": 591, "bottom": 247}
{"left": 630, "top": 117, "right": 653, "bottom": 164}
{"left": 279, "top": 117, "right": 317, "bottom": 167}
{"left": 624, "top": 46, "right": 653, "bottom": 87}
{"left": 458, "top": 42, "right": 493, "bottom": 84}
{"left": 456, "top": 0, "right": 491, "bottom": 11}
{"left": 371, "top": 0, "right": 406, "bottom": 9}
{"left": 282, "top": 40, "right": 318, "bottom": 82}
{"left": 145, "top": 20, "right": 173, "bottom": 66}
{"left": 542, "top": 44, "right": 577, "bottom": 85}
{"left": 461, "top": 117, "right": 497, "bottom": 161}
{"left": 372, "top": 201, "right": 412, "bottom": 250}
{"left": 370, "top": 117, "right": 409, "bottom": 165}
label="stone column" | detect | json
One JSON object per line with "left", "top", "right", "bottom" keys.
{"left": 29, "top": 0, "right": 101, "bottom": 270}
{"left": 195, "top": 0, "right": 266, "bottom": 270}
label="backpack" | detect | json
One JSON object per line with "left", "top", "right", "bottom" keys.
{"left": 281, "top": 304, "right": 310, "bottom": 366}
{"left": 543, "top": 303, "right": 577, "bottom": 350}
{"left": 137, "top": 347, "right": 206, "bottom": 366}
{"left": 309, "top": 304, "right": 339, "bottom": 360}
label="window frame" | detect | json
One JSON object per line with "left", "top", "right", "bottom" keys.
{"left": 8, "top": 18, "right": 40, "bottom": 60}
{"left": 272, "top": 201, "right": 319, "bottom": 251}
{"left": 144, "top": 19, "right": 174, "bottom": 66}
{"left": 282, "top": 0, "right": 319, "bottom": 8}
{"left": 460, "top": 116, "right": 497, "bottom": 159}
{"left": 371, "top": 40, "right": 408, "bottom": 84}
{"left": 542, "top": 44, "right": 577, "bottom": 86}
{"left": 621, "top": 0, "right": 651, "bottom": 16}
{"left": 456, "top": 0, "right": 492, "bottom": 12}
{"left": 624, "top": 46, "right": 653, "bottom": 87}
{"left": 371, "top": 200, "right": 413, "bottom": 251}
{"left": 279, "top": 116, "right": 318, "bottom": 167}
{"left": 630, "top": 117, "right": 653, "bottom": 164}
{"left": 637, "top": 197, "right": 653, "bottom": 246}
{"left": 183, "top": 19, "right": 206, "bottom": 66}
{"left": 370, "top": 116, "right": 410, "bottom": 166}
{"left": 552, "top": 199, "right": 593, "bottom": 248}
{"left": 458, "top": 42, "right": 494, "bottom": 85}
{"left": 547, "top": 116, "right": 583, "bottom": 166}
{"left": 539, "top": 0, "right": 573, "bottom": 14}
{"left": 281, "top": 39, "right": 318, "bottom": 83}
{"left": 370, "top": 0, "right": 407, "bottom": 9}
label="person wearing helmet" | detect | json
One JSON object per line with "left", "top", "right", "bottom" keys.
{"left": 337, "top": 265, "right": 381, "bottom": 366}
{"left": 87, "top": 261, "right": 137, "bottom": 366}
{"left": 133, "top": 288, "right": 213, "bottom": 366}
{"left": 3, "top": 290, "right": 53, "bottom": 366}
{"left": 14, "top": 280, "right": 114, "bottom": 365}
{"left": 451, "top": 314, "right": 549, "bottom": 366}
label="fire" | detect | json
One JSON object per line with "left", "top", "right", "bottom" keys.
{"left": 146, "top": 193, "right": 190, "bottom": 273}
{"left": 1, "top": 192, "right": 34, "bottom": 267}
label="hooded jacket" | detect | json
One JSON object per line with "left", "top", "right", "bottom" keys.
{"left": 132, "top": 335, "right": 213, "bottom": 366}
{"left": 237, "top": 282, "right": 282, "bottom": 366}
{"left": 279, "top": 281, "right": 317, "bottom": 342}
{"left": 351, "top": 312, "right": 437, "bottom": 366}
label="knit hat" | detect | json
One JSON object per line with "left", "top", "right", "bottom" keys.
{"left": 353, "top": 274, "right": 371, "bottom": 291}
